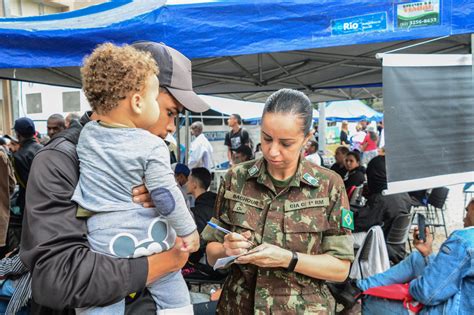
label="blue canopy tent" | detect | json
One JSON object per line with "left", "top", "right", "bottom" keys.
{"left": 0, "top": 0, "right": 472, "bottom": 102}
{"left": 325, "top": 100, "right": 383, "bottom": 122}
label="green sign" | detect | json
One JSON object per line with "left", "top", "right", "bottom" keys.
{"left": 397, "top": 0, "right": 440, "bottom": 29}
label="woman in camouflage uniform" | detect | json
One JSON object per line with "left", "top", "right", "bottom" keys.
{"left": 204, "top": 89, "right": 354, "bottom": 314}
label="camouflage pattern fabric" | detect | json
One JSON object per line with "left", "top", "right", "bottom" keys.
{"left": 202, "top": 157, "right": 354, "bottom": 314}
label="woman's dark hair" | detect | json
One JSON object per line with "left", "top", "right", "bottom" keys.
{"left": 262, "top": 89, "right": 313, "bottom": 136}
{"left": 346, "top": 151, "right": 361, "bottom": 163}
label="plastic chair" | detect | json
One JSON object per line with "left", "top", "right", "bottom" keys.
{"left": 427, "top": 187, "right": 449, "bottom": 238}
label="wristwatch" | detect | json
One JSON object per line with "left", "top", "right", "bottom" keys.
{"left": 287, "top": 251, "right": 299, "bottom": 272}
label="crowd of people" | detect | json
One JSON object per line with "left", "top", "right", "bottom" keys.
{"left": 0, "top": 40, "right": 471, "bottom": 315}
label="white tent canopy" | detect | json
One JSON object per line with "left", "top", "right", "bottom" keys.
{"left": 198, "top": 95, "right": 319, "bottom": 123}
{"left": 325, "top": 100, "right": 383, "bottom": 122}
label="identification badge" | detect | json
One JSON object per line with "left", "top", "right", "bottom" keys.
{"left": 224, "top": 190, "right": 263, "bottom": 209}
{"left": 285, "top": 197, "right": 330, "bottom": 211}
{"left": 341, "top": 208, "right": 354, "bottom": 230}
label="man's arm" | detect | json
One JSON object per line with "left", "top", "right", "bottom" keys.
{"left": 20, "top": 146, "right": 187, "bottom": 309}
{"left": 409, "top": 233, "right": 469, "bottom": 305}
{"left": 224, "top": 133, "right": 233, "bottom": 164}
{"left": 20, "top": 147, "right": 147, "bottom": 309}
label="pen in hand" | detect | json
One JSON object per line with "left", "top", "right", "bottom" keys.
{"left": 207, "top": 221, "right": 255, "bottom": 246}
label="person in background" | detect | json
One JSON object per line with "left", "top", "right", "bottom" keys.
{"left": 355, "top": 149, "right": 412, "bottom": 263}
{"left": 12, "top": 117, "right": 43, "bottom": 216}
{"left": 343, "top": 151, "right": 365, "bottom": 191}
{"left": 340, "top": 121, "right": 349, "bottom": 146}
{"left": 352, "top": 199, "right": 474, "bottom": 315}
{"left": 331, "top": 146, "right": 349, "bottom": 179}
{"left": 313, "top": 123, "right": 319, "bottom": 140}
{"left": 3, "top": 135, "right": 19, "bottom": 154}
{"left": 304, "top": 139, "right": 321, "bottom": 166}
{"left": 175, "top": 163, "right": 192, "bottom": 209}
{"left": 65, "top": 112, "right": 81, "bottom": 129}
{"left": 0, "top": 137, "right": 9, "bottom": 153}
{"left": 350, "top": 124, "right": 366, "bottom": 152}
{"left": 8, "top": 118, "right": 43, "bottom": 256}
{"left": 377, "top": 121, "right": 383, "bottom": 137}
{"left": 46, "top": 114, "right": 66, "bottom": 139}
{"left": 186, "top": 167, "right": 216, "bottom": 263}
{"left": 378, "top": 121, "right": 385, "bottom": 148}
{"left": 224, "top": 114, "right": 250, "bottom": 166}
{"left": 361, "top": 126, "right": 378, "bottom": 166}
{"left": 254, "top": 143, "right": 263, "bottom": 160}
{"left": 0, "top": 137, "right": 16, "bottom": 257}
{"left": 359, "top": 119, "right": 368, "bottom": 132}
{"left": 188, "top": 121, "right": 214, "bottom": 171}
{"left": 233, "top": 145, "right": 253, "bottom": 165}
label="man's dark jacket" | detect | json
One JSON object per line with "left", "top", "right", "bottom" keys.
{"left": 12, "top": 138, "right": 42, "bottom": 213}
{"left": 189, "top": 191, "right": 216, "bottom": 263}
{"left": 20, "top": 114, "right": 149, "bottom": 312}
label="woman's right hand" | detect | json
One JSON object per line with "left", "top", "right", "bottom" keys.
{"left": 223, "top": 231, "right": 252, "bottom": 256}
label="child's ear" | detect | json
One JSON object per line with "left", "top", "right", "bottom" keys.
{"left": 130, "top": 93, "right": 143, "bottom": 115}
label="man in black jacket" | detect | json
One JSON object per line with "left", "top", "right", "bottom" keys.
{"left": 20, "top": 42, "right": 209, "bottom": 314}
{"left": 354, "top": 154, "right": 412, "bottom": 264}
{"left": 12, "top": 117, "right": 42, "bottom": 216}
{"left": 186, "top": 167, "right": 216, "bottom": 263}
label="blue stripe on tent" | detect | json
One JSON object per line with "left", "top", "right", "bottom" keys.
{"left": 0, "top": 0, "right": 472, "bottom": 67}
{"left": 0, "top": 0, "right": 132, "bottom": 22}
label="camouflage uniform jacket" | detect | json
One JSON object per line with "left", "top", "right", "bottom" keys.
{"left": 203, "top": 157, "right": 354, "bottom": 315}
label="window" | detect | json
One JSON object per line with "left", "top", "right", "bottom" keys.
{"left": 26, "top": 93, "right": 42, "bottom": 114}
{"left": 62, "top": 91, "right": 81, "bottom": 112}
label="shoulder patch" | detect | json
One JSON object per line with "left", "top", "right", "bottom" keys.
{"left": 303, "top": 173, "right": 319, "bottom": 187}
{"left": 341, "top": 208, "right": 354, "bottom": 230}
{"left": 248, "top": 165, "right": 259, "bottom": 176}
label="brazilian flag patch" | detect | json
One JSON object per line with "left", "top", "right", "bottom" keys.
{"left": 341, "top": 208, "right": 354, "bottom": 230}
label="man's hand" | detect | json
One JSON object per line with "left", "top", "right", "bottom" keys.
{"left": 132, "top": 185, "right": 154, "bottom": 208}
{"left": 413, "top": 227, "right": 433, "bottom": 257}
{"left": 146, "top": 238, "right": 188, "bottom": 285}
{"left": 180, "top": 230, "right": 200, "bottom": 253}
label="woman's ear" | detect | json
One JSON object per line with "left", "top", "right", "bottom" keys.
{"left": 130, "top": 93, "right": 143, "bottom": 115}
{"left": 303, "top": 132, "right": 312, "bottom": 146}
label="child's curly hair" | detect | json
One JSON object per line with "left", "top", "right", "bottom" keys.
{"left": 81, "top": 43, "right": 159, "bottom": 114}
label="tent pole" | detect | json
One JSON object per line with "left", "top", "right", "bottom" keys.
{"left": 2, "top": 0, "right": 11, "bottom": 17}
{"left": 318, "top": 102, "right": 326, "bottom": 154}
{"left": 471, "top": 33, "right": 473, "bottom": 87}
{"left": 185, "top": 110, "right": 190, "bottom": 164}
{"left": 176, "top": 116, "right": 181, "bottom": 163}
